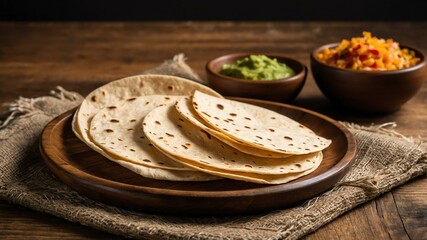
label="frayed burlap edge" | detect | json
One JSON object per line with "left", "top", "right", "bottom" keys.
{"left": 143, "top": 53, "right": 203, "bottom": 84}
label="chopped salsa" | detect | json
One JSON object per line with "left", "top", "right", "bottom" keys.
{"left": 316, "top": 31, "right": 420, "bottom": 71}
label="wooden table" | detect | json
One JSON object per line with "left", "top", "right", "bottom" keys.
{"left": 1, "top": 22, "right": 426, "bottom": 239}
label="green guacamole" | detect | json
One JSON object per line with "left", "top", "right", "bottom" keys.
{"left": 220, "top": 55, "right": 295, "bottom": 80}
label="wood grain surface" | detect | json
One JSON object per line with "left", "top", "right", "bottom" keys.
{"left": 1, "top": 22, "right": 426, "bottom": 239}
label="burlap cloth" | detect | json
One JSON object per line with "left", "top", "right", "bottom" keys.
{"left": 0, "top": 54, "right": 426, "bottom": 240}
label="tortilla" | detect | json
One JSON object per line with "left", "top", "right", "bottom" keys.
{"left": 191, "top": 91, "right": 331, "bottom": 155}
{"left": 89, "top": 95, "right": 194, "bottom": 170}
{"left": 161, "top": 150, "right": 322, "bottom": 184}
{"left": 73, "top": 74, "right": 222, "bottom": 181}
{"left": 175, "top": 98, "right": 290, "bottom": 158}
{"left": 113, "top": 159, "right": 220, "bottom": 181}
{"left": 143, "top": 104, "right": 321, "bottom": 176}
{"left": 71, "top": 117, "right": 219, "bottom": 181}
{"left": 72, "top": 74, "right": 222, "bottom": 154}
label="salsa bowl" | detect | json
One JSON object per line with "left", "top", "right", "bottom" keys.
{"left": 310, "top": 43, "right": 427, "bottom": 113}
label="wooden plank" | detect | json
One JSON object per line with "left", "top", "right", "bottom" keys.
{"left": 0, "top": 201, "right": 118, "bottom": 239}
{"left": 393, "top": 176, "right": 427, "bottom": 240}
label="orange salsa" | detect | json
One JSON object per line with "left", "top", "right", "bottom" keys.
{"left": 317, "top": 32, "right": 420, "bottom": 71}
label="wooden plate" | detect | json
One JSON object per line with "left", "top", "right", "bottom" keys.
{"left": 40, "top": 98, "right": 356, "bottom": 216}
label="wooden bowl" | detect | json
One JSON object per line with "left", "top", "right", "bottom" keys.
{"left": 311, "top": 43, "right": 427, "bottom": 113}
{"left": 206, "top": 53, "right": 307, "bottom": 103}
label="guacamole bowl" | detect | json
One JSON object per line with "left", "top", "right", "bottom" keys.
{"left": 206, "top": 53, "right": 307, "bottom": 103}
{"left": 311, "top": 43, "right": 427, "bottom": 113}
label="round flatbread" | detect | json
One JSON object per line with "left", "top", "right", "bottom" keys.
{"left": 72, "top": 74, "right": 222, "bottom": 153}
{"left": 191, "top": 91, "right": 331, "bottom": 155}
{"left": 90, "top": 95, "right": 193, "bottom": 170}
{"left": 175, "top": 98, "right": 290, "bottom": 158}
{"left": 112, "top": 159, "right": 219, "bottom": 182}
{"left": 72, "top": 74, "right": 222, "bottom": 181}
{"left": 161, "top": 150, "right": 322, "bottom": 184}
{"left": 71, "top": 117, "right": 219, "bottom": 181}
{"left": 143, "top": 104, "right": 321, "bottom": 176}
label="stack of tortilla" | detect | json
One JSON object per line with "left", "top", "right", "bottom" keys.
{"left": 73, "top": 74, "right": 331, "bottom": 184}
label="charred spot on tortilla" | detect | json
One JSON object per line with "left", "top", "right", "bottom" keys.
{"left": 202, "top": 111, "right": 211, "bottom": 117}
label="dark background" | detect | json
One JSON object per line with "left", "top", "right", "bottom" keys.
{"left": 2, "top": 0, "right": 427, "bottom": 21}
